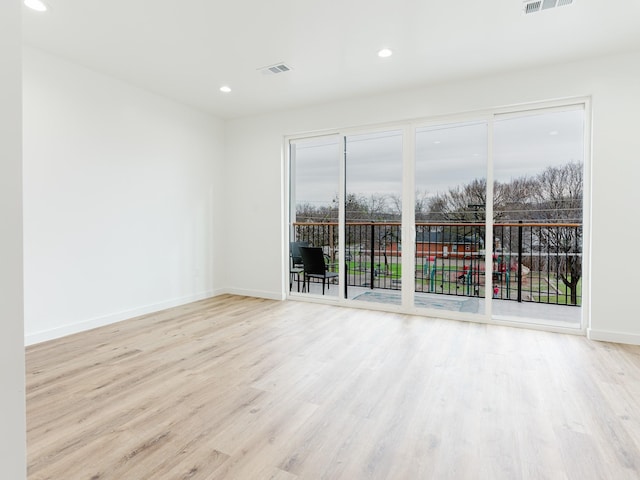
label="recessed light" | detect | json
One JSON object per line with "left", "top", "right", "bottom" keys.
{"left": 24, "top": 0, "right": 48, "bottom": 12}
{"left": 378, "top": 48, "right": 393, "bottom": 58}
{"left": 219, "top": 86, "right": 232, "bottom": 93}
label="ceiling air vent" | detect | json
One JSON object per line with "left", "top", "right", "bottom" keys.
{"left": 258, "top": 63, "right": 292, "bottom": 75}
{"left": 523, "top": 0, "right": 573, "bottom": 14}
{"left": 525, "top": 1, "right": 542, "bottom": 13}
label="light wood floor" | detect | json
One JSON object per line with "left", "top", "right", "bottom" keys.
{"left": 27, "top": 295, "right": 640, "bottom": 479}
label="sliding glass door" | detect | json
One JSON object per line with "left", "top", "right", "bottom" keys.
{"left": 289, "top": 136, "right": 341, "bottom": 296}
{"left": 492, "top": 107, "right": 585, "bottom": 327}
{"left": 288, "top": 102, "right": 587, "bottom": 330}
{"left": 345, "top": 130, "right": 403, "bottom": 305}
{"left": 414, "top": 121, "right": 487, "bottom": 314}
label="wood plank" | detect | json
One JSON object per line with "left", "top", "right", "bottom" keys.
{"left": 27, "top": 294, "right": 640, "bottom": 479}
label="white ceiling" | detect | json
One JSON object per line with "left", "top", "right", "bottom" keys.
{"left": 22, "top": 0, "right": 640, "bottom": 119}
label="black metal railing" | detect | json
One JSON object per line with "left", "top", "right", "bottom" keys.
{"left": 345, "top": 223, "right": 402, "bottom": 291}
{"left": 493, "top": 222, "right": 582, "bottom": 306}
{"left": 293, "top": 222, "right": 402, "bottom": 291}
{"left": 293, "top": 221, "right": 582, "bottom": 306}
{"left": 414, "top": 223, "right": 485, "bottom": 298}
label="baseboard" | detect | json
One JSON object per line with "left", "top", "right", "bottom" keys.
{"left": 587, "top": 328, "right": 640, "bottom": 346}
{"left": 222, "top": 287, "right": 285, "bottom": 301}
{"left": 25, "top": 290, "right": 217, "bottom": 346}
{"left": 211, "top": 288, "right": 230, "bottom": 297}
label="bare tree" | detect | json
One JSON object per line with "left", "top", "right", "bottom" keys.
{"left": 494, "top": 176, "right": 539, "bottom": 221}
{"left": 532, "top": 162, "right": 583, "bottom": 304}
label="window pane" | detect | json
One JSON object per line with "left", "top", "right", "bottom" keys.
{"left": 415, "top": 121, "right": 487, "bottom": 313}
{"left": 493, "top": 108, "right": 584, "bottom": 327}
{"left": 345, "top": 130, "right": 403, "bottom": 304}
{"left": 290, "top": 136, "right": 341, "bottom": 297}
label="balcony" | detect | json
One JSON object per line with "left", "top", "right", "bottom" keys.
{"left": 292, "top": 221, "right": 582, "bottom": 328}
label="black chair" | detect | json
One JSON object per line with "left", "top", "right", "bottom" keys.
{"left": 289, "top": 241, "right": 308, "bottom": 291}
{"left": 299, "top": 246, "right": 339, "bottom": 295}
{"left": 290, "top": 241, "right": 309, "bottom": 267}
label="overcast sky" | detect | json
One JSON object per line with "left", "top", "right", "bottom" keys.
{"left": 292, "top": 108, "right": 584, "bottom": 208}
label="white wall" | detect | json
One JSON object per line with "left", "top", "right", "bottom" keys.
{"left": 225, "top": 51, "right": 640, "bottom": 344}
{"left": 0, "top": 2, "right": 26, "bottom": 478}
{"left": 23, "top": 47, "right": 226, "bottom": 344}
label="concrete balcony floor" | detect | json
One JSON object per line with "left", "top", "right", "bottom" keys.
{"left": 291, "top": 278, "right": 581, "bottom": 330}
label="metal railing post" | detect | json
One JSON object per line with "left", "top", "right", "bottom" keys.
{"left": 370, "top": 223, "right": 375, "bottom": 289}
{"left": 517, "top": 221, "right": 523, "bottom": 303}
